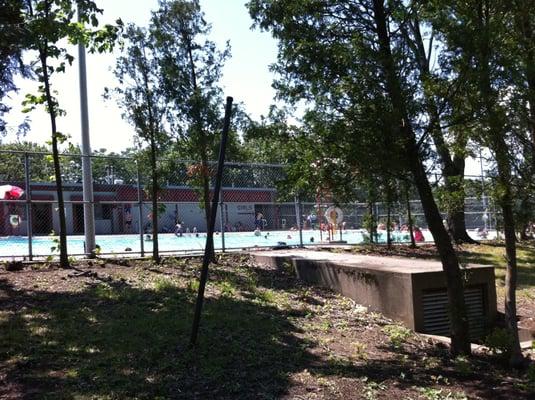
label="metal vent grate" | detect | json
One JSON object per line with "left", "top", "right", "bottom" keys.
{"left": 422, "top": 286, "right": 486, "bottom": 339}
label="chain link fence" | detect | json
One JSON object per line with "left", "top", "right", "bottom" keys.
{"left": 0, "top": 150, "right": 499, "bottom": 259}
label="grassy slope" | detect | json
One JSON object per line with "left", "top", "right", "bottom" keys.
{"left": 459, "top": 242, "right": 535, "bottom": 304}
{"left": 0, "top": 253, "right": 533, "bottom": 399}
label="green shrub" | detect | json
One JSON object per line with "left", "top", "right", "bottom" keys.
{"left": 383, "top": 324, "right": 412, "bottom": 348}
{"left": 527, "top": 363, "right": 535, "bottom": 385}
{"left": 453, "top": 356, "right": 471, "bottom": 375}
{"left": 484, "top": 328, "right": 513, "bottom": 360}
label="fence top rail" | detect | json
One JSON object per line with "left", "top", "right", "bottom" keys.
{"left": 0, "top": 149, "right": 286, "bottom": 168}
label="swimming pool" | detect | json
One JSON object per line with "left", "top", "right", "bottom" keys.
{"left": 0, "top": 228, "right": 494, "bottom": 258}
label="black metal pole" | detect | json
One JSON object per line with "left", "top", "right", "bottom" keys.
{"left": 190, "top": 96, "right": 233, "bottom": 346}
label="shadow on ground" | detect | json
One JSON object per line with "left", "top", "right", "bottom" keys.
{"left": 1, "top": 275, "right": 317, "bottom": 399}
{"left": 0, "top": 257, "right": 532, "bottom": 400}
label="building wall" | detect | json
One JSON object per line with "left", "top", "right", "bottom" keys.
{"left": 0, "top": 183, "right": 277, "bottom": 236}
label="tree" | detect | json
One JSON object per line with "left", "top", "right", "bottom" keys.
{"left": 150, "top": 0, "right": 230, "bottom": 260}
{"left": 0, "top": 141, "right": 53, "bottom": 181}
{"left": 109, "top": 24, "right": 169, "bottom": 263}
{"left": 0, "top": 0, "right": 31, "bottom": 136}
{"left": 249, "top": 0, "right": 471, "bottom": 355}
{"left": 18, "top": 0, "right": 119, "bottom": 267}
{"left": 90, "top": 148, "right": 138, "bottom": 185}
{"left": 428, "top": 0, "right": 525, "bottom": 367}
{"left": 398, "top": 3, "right": 476, "bottom": 244}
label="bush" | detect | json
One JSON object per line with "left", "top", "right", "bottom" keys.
{"left": 484, "top": 328, "right": 513, "bottom": 360}
{"left": 383, "top": 324, "right": 412, "bottom": 348}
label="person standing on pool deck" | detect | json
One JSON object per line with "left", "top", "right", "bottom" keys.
{"left": 124, "top": 206, "right": 133, "bottom": 233}
{"left": 254, "top": 213, "right": 264, "bottom": 230}
{"left": 175, "top": 221, "right": 183, "bottom": 237}
{"left": 144, "top": 211, "right": 153, "bottom": 233}
{"left": 414, "top": 226, "right": 425, "bottom": 242}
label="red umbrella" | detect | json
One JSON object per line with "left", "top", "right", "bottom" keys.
{"left": 0, "top": 185, "right": 25, "bottom": 200}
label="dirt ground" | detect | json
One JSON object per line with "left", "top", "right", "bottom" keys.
{"left": 0, "top": 253, "right": 534, "bottom": 399}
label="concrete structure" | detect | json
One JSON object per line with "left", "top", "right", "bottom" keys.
{"left": 252, "top": 250, "right": 497, "bottom": 339}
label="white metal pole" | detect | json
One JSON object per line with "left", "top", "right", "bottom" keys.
{"left": 78, "top": 7, "right": 96, "bottom": 257}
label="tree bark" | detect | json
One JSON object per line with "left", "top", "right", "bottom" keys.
{"left": 140, "top": 45, "right": 160, "bottom": 263}
{"left": 39, "top": 35, "right": 69, "bottom": 268}
{"left": 150, "top": 136, "right": 160, "bottom": 263}
{"left": 475, "top": 0, "right": 523, "bottom": 367}
{"left": 373, "top": 0, "right": 470, "bottom": 355}
{"left": 495, "top": 141, "right": 524, "bottom": 367}
{"left": 405, "top": 183, "right": 416, "bottom": 248}
{"left": 386, "top": 191, "right": 392, "bottom": 248}
{"left": 367, "top": 200, "right": 375, "bottom": 243}
{"left": 186, "top": 35, "right": 215, "bottom": 262}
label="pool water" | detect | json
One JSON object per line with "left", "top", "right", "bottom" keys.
{"left": 0, "top": 228, "right": 492, "bottom": 258}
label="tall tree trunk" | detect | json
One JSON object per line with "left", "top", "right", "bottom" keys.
{"left": 367, "top": 200, "right": 375, "bottom": 243}
{"left": 476, "top": 1, "right": 523, "bottom": 367}
{"left": 150, "top": 137, "right": 160, "bottom": 263}
{"left": 405, "top": 183, "right": 416, "bottom": 248}
{"left": 405, "top": 17, "right": 475, "bottom": 244}
{"left": 39, "top": 46, "right": 69, "bottom": 268}
{"left": 409, "top": 143, "right": 470, "bottom": 355}
{"left": 444, "top": 154, "right": 476, "bottom": 243}
{"left": 200, "top": 157, "right": 214, "bottom": 258}
{"left": 386, "top": 191, "right": 392, "bottom": 248}
{"left": 373, "top": 0, "right": 470, "bottom": 355}
{"left": 495, "top": 141, "right": 524, "bottom": 367}
{"left": 140, "top": 45, "right": 160, "bottom": 263}
{"left": 186, "top": 36, "right": 215, "bottom": 262}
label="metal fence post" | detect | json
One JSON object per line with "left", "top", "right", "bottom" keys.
{"left": 295, "top": 195, "right": 303, "bottom": 247}
{"left": 24, "top": 153, "right": 33, "bottom": 260}
{"left": 136, "top": 161, "right": 145, "bottom": 256}
{"left": 219, "top": 192, "right": 225, "bottom": 252}
{"left": 494, "top": 204, "right": 500, "bottom": 240}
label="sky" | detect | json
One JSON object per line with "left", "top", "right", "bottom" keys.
{"left": 4, "top": 0, "right": 278, "bottom": 152}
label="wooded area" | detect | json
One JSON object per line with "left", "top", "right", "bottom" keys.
{"left": 1, "top": 0, "right": 534, "bottom": 391}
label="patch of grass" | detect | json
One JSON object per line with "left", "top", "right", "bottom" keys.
{"left": 422, "top": 356, "right": 441, "bottom": 369}
{"left": 216, "top": 279, "right": 237, "bottom": 298}
{"left": 255, "top": 287, "right": 277, "bottom": 304}
{"left": 153, "top": 277, "right": 178, "bottom": 292}
{"left": 361, "top": 377, "right": 386, "bottom": 400}
{"left": 187, "top": 278, "right": 199, "bottom": 292}
{"left": 417, "top": 387, "right": 468, "bottom": 400}
{"left": 452, "top": 356, "right": 471, "bottom": 375}
{"left": 383, "top": 324, "right": 412, "bottom": 348}
{"left": 351, "top": 341, "right": 368, "bottom": 360}
{"left": 459, "top": 243, "right": 535, "bottom": 289}
{"left": 484, "top": 327, "right": 514, "bottom": 361}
